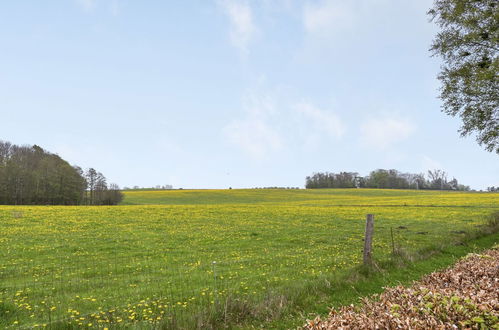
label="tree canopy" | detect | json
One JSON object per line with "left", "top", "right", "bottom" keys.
{"left": 429, "top": 0, "right": 498, "bottom": 153}
{"left": 306, "top": 169, "right": 470, "bottom": 191}
{"left": 0, "top": 140, "right": 123, "bottom": 205}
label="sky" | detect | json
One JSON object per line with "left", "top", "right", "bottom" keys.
{"left": 0, "top": 0, "right": 497, "bottom": 190}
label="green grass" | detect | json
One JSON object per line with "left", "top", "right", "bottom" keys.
{"left": 0, "top": 189, "right": 497, "bottom": 328}
{"left": 121, "top": 188, "right": 498, "bottom": 206}
{"left": 262, "top": 232, "right": 499, "bottom": 330}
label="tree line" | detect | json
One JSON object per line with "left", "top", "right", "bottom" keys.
{"left": 0, "top": 140, "right": 123, "bottom": 205}
{"left": 123, "top": 185, "right": 173, "bottom": 190}
{"left": 306, "top": 169, "right": 470, "bottom": 191}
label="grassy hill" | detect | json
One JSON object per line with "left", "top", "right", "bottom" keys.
{"left": 1, "top": 189, "right": 497, "bottom": 328}
{"left": 121, "top": 188, "right": 499, "bottom": 206}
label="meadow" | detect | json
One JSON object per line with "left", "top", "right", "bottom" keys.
{"left": 0, "top": 189, "right": 498, "bottom": 328}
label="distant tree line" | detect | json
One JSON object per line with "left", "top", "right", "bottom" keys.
{"left": 123, "top": 185, "right": 173, "bottom": 190}
{"left": 84, "top": 168, "right": 123, "bottom": 205}
{"left": 0, "top": 140, "right": 123, "bottom": 205}
{"left": 252, "top": 187, "right": 301, "bottom": 190}
{"left": 306, "top": 169, "right": 470, "bottom": 191}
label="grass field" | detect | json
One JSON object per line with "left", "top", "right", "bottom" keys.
{"left": 0, "top": 189, "right": 498, "bottom": 328}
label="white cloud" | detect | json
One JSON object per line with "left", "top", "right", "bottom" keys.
{"left": 76, "top": 0, "right": 96, "bottom": 11}
{"left": 217, "top": 0, "right": 257, "bottom": 54}
{"left": 295, "top": 102, "right": 345, "bottom": 139}
{"left": 76, "top": 0, "right": 121, "bottom": 15}
{"left": 303, "top": 0, "right": 417, "bottom": 39}
{"left": 243, "top": 90, "right": 275, "bottom": 117}
{"left": 224, "top": 119, "right": 282, "bottom": 160}
{"left": 303, "top": 0, "right": 355, "bottom": 35}
{"left": 109, "top": 0, "right": 120, "bottom": 16}
{"left": 261, "top": 0, "right": 295, "bottom": 13}
{"left": 360, "top": 116, "right": 415, "bottom": 150}
{"left": 223, "top": 92, "right": 282, "bottom": 160}
{"left": 224, "top": 96, "right": 348, "bottom": 158}
{"left": 421, "top": 155, "right": 442, "bottom": 171}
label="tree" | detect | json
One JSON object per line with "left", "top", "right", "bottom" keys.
{"left": 367, "top": 169, "right": 390, "bottom": 189}
{"left": 85, "top": 168, "right": 98, "bottom": 205}
{"left": 429, "top": 0, "right": 498, "bottom": 153}
{"left": 93, "top": 171, "right": 107, "bottom": 204}
{"left": 427, "top": 169, "right": 448, "bottom": 190}
{"left": 305, "top": 169, "right": 470, "bottom": 191}
{"left": 0, "top": 141, "right": 88, "bottom": 205}
{"left": 106, "top": 183, "right": 124, "bottom": 205}
{"left": 0, "top": 140, "right": 122, "bottom": 205}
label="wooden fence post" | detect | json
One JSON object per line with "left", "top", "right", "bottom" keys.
{"left": 363, "top": 214, "right": 374, "bottom": 266}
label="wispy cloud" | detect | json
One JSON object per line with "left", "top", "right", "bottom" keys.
{"left": 224, "top": 92, "right": 350, "bottom": 158}
{"left": 224, "top": 118, "right": 282, "bottom": 160}
{"left": 302, "top": 0, "right": 433, "bottom": 39}
{"left": 76, "top": 0, "right": 121, "bottom": 15}
{"left": 217, "top": 0, "right": 257, "bottom": 54}
{"left": 76, "top": 0, "right": 96, "bottom": 11}
{"left": 109, "top": 0, "right": 120, "bottom": 16}
{"left": 360, "top": 116, "right": 415, "bottom": 150}
{"left": 421, "top": 155, "right": 442, "bottom": 171}
{"left": 303, "top": 0, "right": 355, "bottom": 36}
{"left": 295, "top": 102, "right": 345, "bottom": 140}
{"left": 223, "top": 91, "right": 282, "bottom": 160}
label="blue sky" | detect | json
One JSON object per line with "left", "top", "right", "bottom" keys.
{"left": 1, "top": 0, "right": 497, "bottom": 189}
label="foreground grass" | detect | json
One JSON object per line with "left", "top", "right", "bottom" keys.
{"left": 0, "top": 189, "right": 497, "bottom": 328}
{"left": 304, "top": 239, "right": 499, "bottom": 329}
{"left": 261, "top": 231, "right": 499, "bottom": 329}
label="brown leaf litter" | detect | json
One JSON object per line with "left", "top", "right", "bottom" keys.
{"left": 304, "top": 247, "right": 499, "bottom": 329}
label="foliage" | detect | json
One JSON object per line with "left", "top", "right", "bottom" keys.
{"left": 0, "top": 141, "right": 86, "bottom": 205}
{"left": 305, "top": 247, "right": 499, "bottom": 329}
{"left": 84, "top": 168, "right": 123, "bottom": 205}
{"left": 429, "top": 0, "right": 499, "bottom": 153}
{"left": 306, "top": 169, "right": 470, "bottom": 190}
{"left": 0, "top": 140, "right": 123, "bottom": 205}
{"left": 0, "top": 188, "right": 497, "bottom": 328}
{"left": 305, "top": 172, "right": 358, "bottom": 189}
